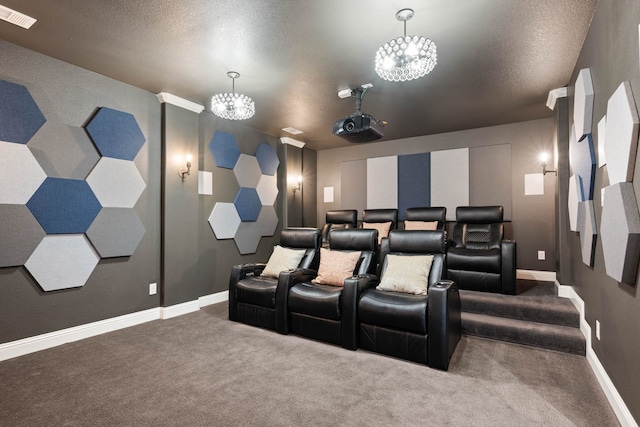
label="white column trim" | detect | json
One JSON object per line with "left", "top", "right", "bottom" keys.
{"left": 156, "top": 92, "right": 205, "bottom": 113}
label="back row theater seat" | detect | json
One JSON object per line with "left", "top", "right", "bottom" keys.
{"left": 447, "top": 206, "right": 516, "bottom": 294}
{"left": 320, "top": 209, "right": 358, "bottom": 244}
{"left": 361, "top": 208, "right": 398, "bottom": 243}
{"left": 404, "top": 207, "right": 447, "bottom": 230}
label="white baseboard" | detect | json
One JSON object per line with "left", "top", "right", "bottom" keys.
{"left": 199, "top": 290, "right": 228, "bottom": 308}
{"left": 556, "top": 282, "right": 637, "bottom": 427}
{"left": 516, "top": 269, "right": 557, "bottom": 281}
{"left": 0, "top": 308, "right": 160, "bottom": 362}
{"left": 0, "top": 290, "right": 230, "bottom": 362}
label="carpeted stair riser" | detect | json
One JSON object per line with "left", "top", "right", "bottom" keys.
{"left": 462, "top": 312, "right": 586, "bottom": 355}
{"left": 459, "top": 290, "right": 580, "bottom": 328}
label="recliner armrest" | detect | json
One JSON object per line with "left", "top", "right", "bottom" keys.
{"left": 427, "top": 280, "right": 461, "bottom": 370}
{"left": 501, "top": 240, "right": 516, "bottom": 295}
{"left": 341, "top": 275, "right": 378, "bottom": 350}
{"left": 275, "top": 268, "right": 318, "bottom": 335}
{"left": 228, "top": 263, "right": 266, "bottom": 321}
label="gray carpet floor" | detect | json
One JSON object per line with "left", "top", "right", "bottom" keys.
{"left": 0, "top": 302, "right": 620, "bottom": 426}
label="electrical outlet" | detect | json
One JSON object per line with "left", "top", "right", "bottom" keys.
{"left": 596, "top": 320, "right": 601, "bottom": 340}
{"left": 537, "top": 250, "right": 546, "bottom": 261}
{"left": 149, "top": 282, "right": 157, "bottom": 295}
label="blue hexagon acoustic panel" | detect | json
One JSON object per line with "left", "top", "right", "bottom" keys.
{"left": 209, "top": 130, "right": 241, "bottom": 169}
{"left": 27, "top": 177, "right": 102, "bottom": 234}
{"left": 234, "top": 187, "right": 262, "bottom": 221}
{"left": 255, "top": 143, "right": 279, "bottom": 176}
{"left": 0, "top": 79, "right": 46, "bottom": 144}
{"left": 85, "top": 107, "right": 146, "bottom": 160}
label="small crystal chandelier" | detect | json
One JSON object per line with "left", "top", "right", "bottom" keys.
{"left": 211, "top": 71, "right": 255, "bottom": 120}
{"left": 375, "top": 8, "right": 437, "bottom": 82}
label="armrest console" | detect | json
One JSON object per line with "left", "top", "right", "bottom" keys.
{"left": 427, "top": 280, "right": 461, "bottom": 370}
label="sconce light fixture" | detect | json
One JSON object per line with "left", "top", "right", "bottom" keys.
{"left": 539, "top": 152, "right": 557, "bottom": 175}
{"left": 292, "top": 175, "right": 302, "bottom": 194}
{"left": 179, "top": 154, "right": 192, "bottom": 181}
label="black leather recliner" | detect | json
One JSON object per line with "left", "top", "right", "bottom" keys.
{"left": 362, "top": 208, "right": 398, "bottom": 231}
{"left": 320, "top": 209, "right": 358, "bottom": 244}
{"left": 228, "top": 228, "right": 321, "bottom": 332}
{"left": 286, "top": 228, "right": 378, "bottom": 350}
{"left": 357, "top": 230, "right": 461, "bottom": 370}
{"left": 404, "top": 207, "right": 447, "bottom": 230}
{"left": 446, "top": 206, "right": 516, "bottom": 294}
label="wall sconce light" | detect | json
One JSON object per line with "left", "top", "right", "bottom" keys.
{"left": 540, "top": 152, "right": 557, "bottom": 175}
{"left": 179, "top": 154, "right": 192, "bottom": 181}
{"left": 292, "top": 175, "right": 302, "bottom": 194}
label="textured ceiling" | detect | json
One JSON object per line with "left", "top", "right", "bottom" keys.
{"left": 0, "top": 1, "right": 598, "bottom": 150}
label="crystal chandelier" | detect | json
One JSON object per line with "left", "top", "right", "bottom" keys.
{"left": 211, "top": 71, "right": 255, "bottom": 120}
{"left": 375, "top": 8, "right": 437, "bottom": 82}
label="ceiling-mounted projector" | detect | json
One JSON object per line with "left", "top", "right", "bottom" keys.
{"left": 332, "top": 84, "right": 386, "bottom": 143}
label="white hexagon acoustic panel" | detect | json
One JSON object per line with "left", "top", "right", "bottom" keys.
{"left": 604, "top": 81, "right": 639, "bottom": 185}
{"left": 233, "top": 154, "right": 262, "bottom": 188}
{"left": 568, "top": 175, "right": 583, "bottom": 232}
{"left": 208, "top": 203, "right": 241, "bottom": 239}
{"left": 25, "top": 235, "right": 100, "bottom": 291}
{"left": 0, "top": 141, "right": 47, "bottom": 204}
{"left": 597, "top": 115, "right": 607, "bottom": 168}
{"left": 573, "top": 68, "right": 594, "bottom": 142}
{"left": 577, "top": 200, "right": 597, "bottom": 267}
{"left": 601, "top": 182, "right": 640, "bottom": 284}
{"left": 86, "top": 157, "right": 146, "bottom": 207}
{"left": 256, "top": 174, "right": 278, "bottom": 206}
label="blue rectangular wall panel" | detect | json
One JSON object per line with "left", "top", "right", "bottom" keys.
{"left": 398, "top": 153, "right": 431, "bottom": 220}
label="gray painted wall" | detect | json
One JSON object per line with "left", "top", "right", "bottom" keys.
{"left": 0, "top": 40, "right": 162, "bottom": 343}
{"left": 566, "top": 0, "right": 640, "bottom": 420}
{"left": 316, "top": 119, "right": 557, "bottom": 271}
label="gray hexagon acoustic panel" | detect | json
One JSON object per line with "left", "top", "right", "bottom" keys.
{"left": 601, "top": 182, "right": 640, "bottom": 284}
{"left": 208, "top": 132, "right": 279, "bottom": 254}
{"left": 577, "top": 200, "right": 597, "bottom": 267}
{"left": 0, "top": 79, "right": 148, "bottom": 292}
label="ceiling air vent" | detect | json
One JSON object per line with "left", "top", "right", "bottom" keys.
{"left": 0, "top": 5, "right": 37, "bottom": 29}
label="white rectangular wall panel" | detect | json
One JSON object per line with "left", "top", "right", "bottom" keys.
{"left": 525, "top": 173, "right": 544, "bottom": 195}
{"left": 198, "top": 170, "right": 213, "bottom": 195}
{"left": 324, "top": 186, "right": 334, "bottom": 203}
{"left": 366, "top": 156, "right": 398, "bottom": 209}
{"left": 431, "top": 148, "right": 469, "bottom": 220}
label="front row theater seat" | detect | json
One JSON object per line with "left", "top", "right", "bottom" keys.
{"left": 446, "top": 206, "right": 516, "bottom": 295}
{"left": 320, "top": 209, "right": 358, "bottom": 244}
{"left": 357, "top": 230, "right": 461, "bottom": 370}
{"left": 286, "top": 228, "right": 378, "bottom": 350}
{"left": 228, "top": 228, "right": 321, "bottom": 333}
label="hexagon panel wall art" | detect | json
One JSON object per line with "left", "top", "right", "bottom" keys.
{"left": 208, "top": 132, "right": 279, "bottom": 254}
{"left": 604, "top": 81, "right": 639, "bottom": 185}
{"left": 577, "top": 200, "right": 597, "bottom": 267}
{"left": 86, "top": 208, "right": 146, "bottom": 258}
{"left": 85, "top": 107, "right": 146, "bottom": 161}
{"left": 0, "top": 204, "right": 45, "bottom": 268}
{"left": 600, "top": 182, "right": 640, "bottom": 284}
{"left": 209, "top": 130, "right": 241, "bottom": 169}
{"left": 573, "top": 68, "right": 594, "bottom": 142}
{"left": 569, "top": 127, "right": 596, "bottom": 200}
{"left": 86, "top": 157, "right": 146, "bottom": 208}
{"left": 568, "top": 174, "right": 583, "bottom": 232}
{"left": 0, "top": 79, "right": 46, "bottom": 144}
{"left": 0, "top": 141, "right": 47, "bottom": 204}
{"left": 25, "top": 235, "right": 100, "bottom": 292}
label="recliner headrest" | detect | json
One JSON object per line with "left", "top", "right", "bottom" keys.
{"left": 405, "top": 207, "right": 446, "bottom": 223}
{"left": 363, "top": 209, "right": 398, "bottom": 224}
{"left": 326, "top": 209, "right": 358, "bottom": 225}
{"left": 280, "top": 228, "right": 321, "bottom": 249}
{"left": 456, "top": 206, "right": 503, "bottom": 224}
{"left": 388, "top": 230, "right": 446, "bottom": 254}
{"left": 329, "top": 228, "right": 377, "bottom": 251}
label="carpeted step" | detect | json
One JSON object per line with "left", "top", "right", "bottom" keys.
{"left": 462, "top": 311, "right": 586, "bottom": 355}
{"left": 459, "top": 289, "right": 580, "bottom": 328}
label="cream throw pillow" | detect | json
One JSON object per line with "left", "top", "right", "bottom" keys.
{"left": 404, "top": 220, "right": 438, "bottom": 231}
{"left": 362, "top": 221, "right": 392, "bottom": 243}
{"left": 312, "top": 248, "right": 361, "bottom": 286}
{"left": 377, "top": 254, "right": 434, "bottom": 295}
{"left": 261, "top": 245, "right": 307, "bottom": 278}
